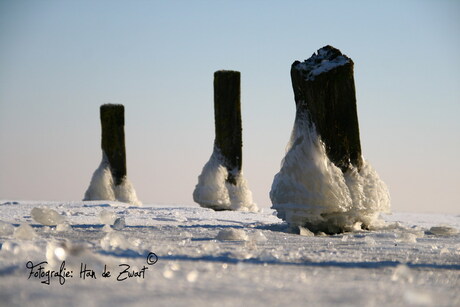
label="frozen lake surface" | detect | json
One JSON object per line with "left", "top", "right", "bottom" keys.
{"left": 0, "top": 201, "right": 459, "bottom": 306}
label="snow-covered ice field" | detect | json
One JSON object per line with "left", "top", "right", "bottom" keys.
{"left": 0, "top": 201, "right": 459, "bottom": 307}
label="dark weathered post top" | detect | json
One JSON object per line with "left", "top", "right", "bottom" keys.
{"left": 100, "top": 104, "right": 126, "bottom": 185}
{"left": 290, "top": 45, "right": 363, "bottom": 172}
{"left": 213, "top": 70, "right": 242, "bottom": 184}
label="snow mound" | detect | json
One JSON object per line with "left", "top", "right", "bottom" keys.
{"left": 270, "top": 114, "right": 390, "bottom": 233}
{"left": 31, "top": 207, "right": 66, "bottom": 226}
{"left": 193, "top": 148, "right": 258, "bottom": 212}
{"left": 0, "top": 221, "right": 14, "bottom": 236}
{"left": 13, "top": 223, "right": 36, "bottom": 240}
{"left": 429, "top": 226, "right": 458, "bottom": 236}
{"left": 216, "top": 229, "right": 249, "bottom": 241}
{"left": 84, "top": 153, "right": 141, "bottom": 206}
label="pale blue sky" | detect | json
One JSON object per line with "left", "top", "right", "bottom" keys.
{"left": 1, "top": 0, "right": 459, "bottom": 213}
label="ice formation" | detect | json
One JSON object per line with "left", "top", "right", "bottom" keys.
{"left": 299, "top": 226, "right": 315, "bottom": 237}
{"left": 270, "top": 113, "right": 390, "bottom": 233}
{"left": 13, "top": 223, "right": 36, "bottom": 240}
{"left": 0, "top": 221, "right": 14, "bottom": 236}
{"left": 112, "top": 217, "right": 126, "bottom": 230}
{"left": 56, "top": 223, "right": 71, "bottom": 232}
{"left": 84, "top": 153, "right": 141, "bottom": 206}
{"left": 193, "top": 148, "right": 258, "bottom": 212}
{"left": 252, "top": 230, "right": 268, "bottom": 242}
{"left": 99, "top": 209, "right": 117, "bottom": 225}
{"left": 31, "top": 207, "right": 66, "bottom": 226}
{"left": 216, "top": 228, "right": 249, "bottom": 241}
{"left": 429, "top": 226, "right": 458, "bottom": 236}
{"left": 100, "top": 232, "right": 133, "bottom": 250}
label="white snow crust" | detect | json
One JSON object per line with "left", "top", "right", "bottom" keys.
{"left": 294, "top": 46, "right": 351, "bottom": 81}
{"left": 0, "top": 200, "right": 459, "bottom": 306}
{"left": 84, "top": 153, "right": 141, "bottom": 206}
{"left": 270, "top": 113, "right": 390, "bottom": 233}
{"left": 193, "top": 148, "right": 258, "bottom": 212}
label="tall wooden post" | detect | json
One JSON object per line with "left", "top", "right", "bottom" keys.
{"left": 290, "top": 45, "right": 363, "bottom": 172}
{"left": 100, "top": 104, "right": 126, "bottom": 185}
{"left": 213, "top": 70, "right": 242, "bottom": 184}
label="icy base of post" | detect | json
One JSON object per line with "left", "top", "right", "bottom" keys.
{"left": 270, "top": 115, "right": 390, "bottom": 234}
{"left": 193, "top": 148, "right": 258, "bottom": 212}
{"left": 83, "top": 154, "right": 141, "bottom": 206}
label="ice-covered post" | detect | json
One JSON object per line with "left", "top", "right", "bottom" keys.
{"left": 192, "top": 70, "right": 258, "bottom": 212}
{"left": 83, "top": 104, "right": 141, "bottom": 206}
{"left": 291, "top": 45, "right": 362, "bottom": 172}
{"left": 270, "top": 45, "right": 390, "bottom": 233}
{"left": 100, "top": 104, "right": 126, "bottom": 185}
{"left": 213, "top": 70, "right": 242, "bottom": 184}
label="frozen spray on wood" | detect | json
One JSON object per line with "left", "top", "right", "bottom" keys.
{"left": 193, "top": 71, "right": 257, "bottom": 212}
{"left": 270, "top": 46, "right": 390, "bottom": 233}
{"left": 84, "top": 104, "right": 141, "bottom": 206}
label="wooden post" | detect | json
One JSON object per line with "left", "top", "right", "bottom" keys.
{"left": 100, "top": 104, "right": 126, "bottom": 185}
{"left": 290, "top": 45, "right": 363, "bottom": 172}
{"left": 213, "top": 70, "right": 242, "bottom": 184}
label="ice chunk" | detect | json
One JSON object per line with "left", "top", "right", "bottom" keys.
{"left": 396, "top": 233, "right": 418, "bottom": 243}
{"left": 112, "top": 217, "right": 126, "bottom": 230}
{"left": 193, "top": 148, "right": 258, "bottom": 212}
{"left": 0, "top": 221, "right": 14, "bottom": 236}
{"left": 299, "top": 226, "right": 314, "bottom": 237}
{"left": 391, "top": 265, "right": 413, "bottom": 283}
{"left": 99, "top": 209, "right": 117, "bottom": 225}
{"left": 56, "top": 223, "right": 71, "bottom": 232}
{"left": 429, "top": 226, "right": 458, "bottom": 236}
{"left": 252, "top": 230, "right": 268, "bottom": 242}
{"left": 13, "top": 224, "right": 36, "bottom": 240}
{"left": 100, "top": 232, "right": 130, "bottom": 250}
{"left": 216, "top": 229, "right": 248, "bottom": 241}
{"left": 31, "top": 207, "right": 66, "bottom": 226}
